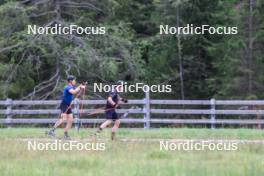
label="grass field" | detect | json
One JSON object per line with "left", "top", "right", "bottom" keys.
{"left": 0, "top": 128, "right": 264, "bottom": 176}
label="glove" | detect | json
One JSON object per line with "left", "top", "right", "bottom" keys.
{"left": 81, "top": 81, "right": 88, "bottom": 85}
{"left": 122, "top": 98, "right": 128, "bottom": 103}
{"left": 80, "top": 82, "right": 87, "bottom": 90}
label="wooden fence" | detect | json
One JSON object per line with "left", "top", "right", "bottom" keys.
{"left": 0, "top": 92, "right": 264, "bottom": 129}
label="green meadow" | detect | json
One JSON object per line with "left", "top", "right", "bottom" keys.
{"left": 0, "top": 128, "right": 264, "bottom": 176}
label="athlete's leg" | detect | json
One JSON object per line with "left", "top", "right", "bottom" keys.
{"left": 100, "top": 120, "right": 112, "bottom": 129}
{"left": 62, "top": 114, "right": 74, "bottom": 139}
{"left": 47, "top": 114, "right": 67, "bottom": 137}
{"left": 98, "top": 109, "right": 114, "bottom": 131}
{"left": 110, "top": 111, "right": 120, "bottom": 140}
{"left": 54, "top": 113, "right": 67, "bottom": 128}
{"left": 93, "top": 110, "right": 114, "bottom": 138}
{"left": 64, "top": 114, "right": 74, "bottom": 132}
{"left": 93, "top": 120, "right": 112, "bottom": 137}
{"left": 111, "top": 119, "right": 120, "bottom": 140}
{"left": 112, "top": 119, "right": 120, "bottom": 132}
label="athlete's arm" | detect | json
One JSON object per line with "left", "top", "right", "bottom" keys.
{"left": 107, "top": 96, "right": 116, "bottom": 106}
{"left": 69, "top": 85, "right": 85, "bottom": 95}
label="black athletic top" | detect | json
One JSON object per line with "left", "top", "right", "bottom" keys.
{"left": 106, "top": 90, "right": 119, "bottom": 108}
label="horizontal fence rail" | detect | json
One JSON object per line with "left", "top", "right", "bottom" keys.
{"left": 1, "top": 92, "right": 264, "bottom": 129}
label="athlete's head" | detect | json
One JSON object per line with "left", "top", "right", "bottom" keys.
{"left": 67, "top": 75, "right": 76, "bottom": 86}
{"left": 116, "top": 80, "right": 124, "bottom": 92}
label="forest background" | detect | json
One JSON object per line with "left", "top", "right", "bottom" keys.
{"left": 0, "top": 0, "right": 263, "bottom": 100}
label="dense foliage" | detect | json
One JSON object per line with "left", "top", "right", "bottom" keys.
{"left": 0, "top": 0, "right": 263, "bottom": 100}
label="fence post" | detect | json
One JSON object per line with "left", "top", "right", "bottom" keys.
{"left": 144, "top": 91, "right": 150, "bottom": 129}
{"left": 5, "top": 98, "right": 12, "bottom": 128}
{"left": 210, "top": 98, "right": 216, "bottom": 129}
{"left": 73, "top": 98, "right": 80, "bottom": 130}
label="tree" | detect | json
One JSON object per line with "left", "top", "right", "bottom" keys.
{"left": 0, "top": 0, "right": 142, "bottom": 99}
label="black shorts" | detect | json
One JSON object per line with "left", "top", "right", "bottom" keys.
{"left": 106, "top": 109, "right": 118, "bottom": 120}
{"left": 60, "top": 103, "right": 72, "bottom": 114}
